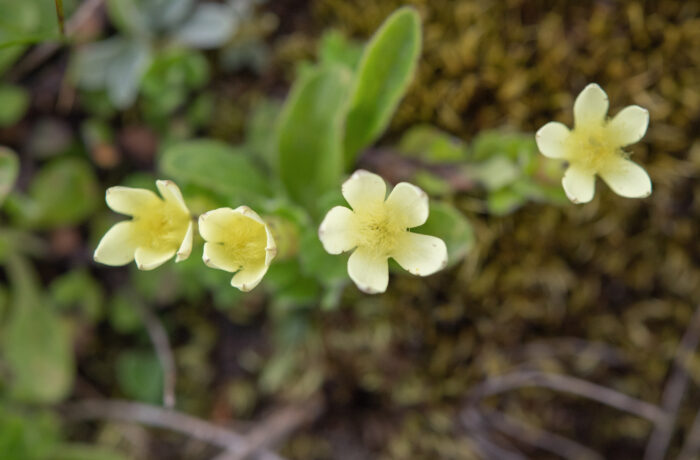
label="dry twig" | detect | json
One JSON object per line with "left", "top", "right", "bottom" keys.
{"left": 136, "top": 304, "right": 177, "bottom": 408}
{"left": 461, "top": 407, "right": 527, "bottom": 460}
{"left": 644, "top": 305, "right": 700, "bottom": 460}
{"left": 211, "top": 396, "right": 324, "bottom": 460}
{"left": 61, "top": 399, "right": 285, "bottom": 460}
{"left": 467, "top": 370, "right": 665, "bottom": 423}
{"left": 475, "top": 408, "right": 604, "bottom": 460}
{"left": 676, "top": 408, "right": 700, "bottom": 460}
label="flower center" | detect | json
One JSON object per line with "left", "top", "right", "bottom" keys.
{"left": 565, "top": 120, "right": 622, "bottom": 172}
{"left": 218, "top": 216, "right": 267, "bottom": 271}
{"left": 353, "top": 202, "right": 405, "bottom": 256}
{"left": 133, "top": 200, "right": 190, "bottom": 251}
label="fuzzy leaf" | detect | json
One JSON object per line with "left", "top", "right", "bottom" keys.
{"left": 343, "top": 7, "right": 421, "bottom": 165}
{"left": 160, "top": 139, "right": 271, "bottom": 203}
{"left": 277, "top": 64, "right": 352, "bottom": 209}
{"left": 3, "top": 256, "right": 74, "bottom": 403}
{"left": 413, "top": 201, "right": 473, "bottom": 268}
{"left": 0, "top": 147, "right": 19, "bottom": 206}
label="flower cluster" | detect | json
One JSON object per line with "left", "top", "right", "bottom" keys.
{"left": 94, "top": 180, "right": 275, "bottom": 292}
{"left": 95, "top": 83, "right": 655, "bottom": 296}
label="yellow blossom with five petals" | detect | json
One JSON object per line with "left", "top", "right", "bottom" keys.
{"left": 94, "top": 180, "right": 194, "bottom": 270}
{"left": 198, "top": 206, "right": 276, "bottom": 292}
{"left": 536, "top": 83, "right": 652, "bottom": 203}
{"left": 319, "top": 170, "right": 448, "bottom": 294}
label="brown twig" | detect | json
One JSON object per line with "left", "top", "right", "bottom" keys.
{"left": 676, "top": 407, "right": 700, "bottom": 460}
{"left": 644, "top": 305, "right": 700, "bottom": 460}
{"left": 211, "top": 396, "right": 324, "bottom": 460}
{"left": 467, "top": 370, "right": 665, "bottom": 423}
{"left": 507, "top": 337, "right": 629, "bottom": 368}
{"left": 476, "top": 408, "right": 604, "bottom": 460}
{"left": 136, "top": 304, "right": 176, "bottom": 409}
{"left": 61, "top": 399, "right": 285, "bottom": 460}
{"left": 461, "top": 407, "right": 527, "bottom": 460}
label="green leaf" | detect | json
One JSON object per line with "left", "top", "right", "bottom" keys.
{"left": 174, "top": 3, "right": 236, "bottom": 49}
{"left": 0, "top": 0, "right": 63, "bottom": 73}
{"left": 0, "top": 407, "right": 60, "bottom": 460}
{"left": 116, "top": 350, "right": 163, "bottom": 403}
{"left": 472, "top": 156, "right": 521, "bottom": 190}
{"left": 0, "top": 0, "right": 61, "bottom": 47}
{"left": 0, "top": 84, "right": 29, "bottom": 126}
{"left": 277, "top": 65, "right": 352, "bottom": 208}
{"left": 108, "top": 294, "right": 143, "bottom": 334}
{"left": 318, "top": 29, "right": 363, "bottom": 71}
{"left": 413, "top": 201, "right": 473, "bottom": 268}
{"left": 160, "top": 139, "right": 271, "bottom": 204}
{"left": 23, "top": 157, "right": 99, "bottom": 228}
{"left": 343, "top": 7, "right": 421, "bottom": 165}
{"left": 245, "top": 98, "right": 282, "bottom": 171}
{"left": 72, "top": 37, "right": 151, "bottom": 109}
{"left": 0, "top": 147, "right": 19, "bottom": 206}
{"left": 106, "top": 0, "right": 150, "bottom": 38}
{"left": 487, "top": 187, "right": 527, "bottom": 216}
{"left": 3, "top": 255, "right": 75, "bottom": 403}
{"left": 398, "top": 124, "right": 466, "bottom": 163}
{"left": 471, "top": 130, "right": 538, "bottom": 166}
{"left": 298, "top": 230, "right": 347, "bottom": 284}
{"left": 49, "top": 269, "right": 103, "bottom": 320}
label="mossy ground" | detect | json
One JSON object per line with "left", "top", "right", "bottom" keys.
{"left": 24, "top": 1, "right": 698, "bottom": 459}
{"left": 270, "top": 1, "right": 700, "bottom": 458}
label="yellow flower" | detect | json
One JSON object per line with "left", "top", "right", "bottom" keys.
{"left": 319, "top": 170, "right": 447, "bottom": 294}
{"left": 536, "top": 83, "right": 652, "bottom": 203}
{"left": 198, "top": 206, "right": 276, "bottom": 292}
{"left": 94, "top": 180, "right": 193, "bottom": 270}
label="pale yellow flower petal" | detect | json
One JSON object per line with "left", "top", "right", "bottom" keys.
{"left": 318, "top": 206, "right": 357, "bottom": 254}
{"left": 535, "top": 122, "right": 570, "bottom": 159}
{"left": 233, "top": 206, "right": 277, "bottom": 265}
{"left": 93, "top": 221, "right": 137, "bottom": 266}
{"left": 342, "top": 169, "right": 386, "bottom": 210}
{"left": 385, "top": 182, "right": 429, "bottom": 228}
{"left": 156, "top": 179, "right": 189, "bottom": 214}
{"left": 562, "top": 166, "right": 595, "bottom": 204}
{"left": 198, "top": 208, "right": 236, "bottom": 242}
{"left": 608, "top": 105, "right": 649, "bottom": 146}
{"left": 175, "top": 221, "right": 194, "bottom": 262}
{"left": 134, "top": 246, "right": 176, "bottom": 270}
{"left": 599, "top": 157, "right": 652, "bottom": 198}
{"left": 574, "top": 83, "right": 609, "bottom": 126}
{"left": 347, "top": 247, "right": 389, "bottom": 294}
{"left": 391, "top": 232, "right": 447, "bottom": 276}
{"left": 202, "top": 241, "right": 239, "bottom": 272}
{"left": 105, "top": 186, "right": 160, "bottom": 216}
{"left": 231, "top": 264, "right": 269, "bottom": 292}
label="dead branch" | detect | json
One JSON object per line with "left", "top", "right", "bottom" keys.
{"left": 476, "top": 408, "right": 604, "bottom": 460}
{"left": 61, "top": 399, "right": 285, "bottom": 460}
{"left": 136, "top": 304, "right": 176, "bottom": 409}
{"left": 467, "top": 370, "right": 665, "bottom": 423}
{"left": 676, "top": 407, "right": 700, "bottom": 460}
{"left": 211, "top": 396, "right": 324, "bottom": 460}
{"left": 644, "top": 305, "right": 700, "bottom": 460}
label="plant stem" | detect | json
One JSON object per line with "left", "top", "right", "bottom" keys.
{"left": 54, "top": 0, "right": 65, "bottom": 36}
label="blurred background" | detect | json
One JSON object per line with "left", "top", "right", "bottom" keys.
{"left": 0, "top": 0, "right": 699, "bottom": 459}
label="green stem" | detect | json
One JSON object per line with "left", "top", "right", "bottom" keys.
{"left": 55, "top": 0, "right": 65, "bottom": 36}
